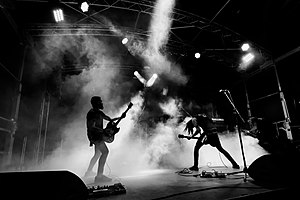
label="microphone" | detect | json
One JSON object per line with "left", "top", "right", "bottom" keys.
{"left": 219, "top": 89, "right": 228, "bottom": 92}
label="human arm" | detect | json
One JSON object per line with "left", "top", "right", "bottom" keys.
{"left": 110, "top": 114, "right": 125, "bottom": 121}
{"left": 102, "top": 112, "right": 126, "bottom": 122}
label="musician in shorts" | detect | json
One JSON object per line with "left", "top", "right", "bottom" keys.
{"left": 84, "top": 96, "right": 125, "bottom": 183}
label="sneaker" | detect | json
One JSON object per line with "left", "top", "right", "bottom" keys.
{"left": 189, "top": 166, "right": 199, "bottom": 171}
{"left": 94, "top": 175, "right": 112, "bottom": 183}
{"left": 84, "top": 171, "right": 96, "bottom": 177}
{"left": 232, "top": 165, "right": 240, "bottom": 169}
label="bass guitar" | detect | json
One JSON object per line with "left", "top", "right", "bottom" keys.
{"left": 103, "top": 102, "right": 133, "bottom": 143}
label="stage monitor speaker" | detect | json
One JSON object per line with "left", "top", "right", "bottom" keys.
{"left": 0, "top": 170, "right": 88, "bottom": 200}
{"left": 247, "top": 154, "right": 299, "bottom": 187}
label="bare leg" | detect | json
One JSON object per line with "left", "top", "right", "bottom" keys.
{"left": 96, "top": 141, "right": 109, "bottom": 176}
{"left": 93, "top": 141, "right": 112, "bottom": 183}
{"left": 86, "top": 144, "right": 101, "bottom": 172}
{"left": 84, "top": 143, "right": 101, "bottom": 177}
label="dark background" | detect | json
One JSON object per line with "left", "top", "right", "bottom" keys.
{"left": 1, "top": 0, "right": 300, "bottom": 168}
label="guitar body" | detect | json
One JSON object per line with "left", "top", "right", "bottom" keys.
{"left": 103, "top": 121, "right": 120, "bottom": 143}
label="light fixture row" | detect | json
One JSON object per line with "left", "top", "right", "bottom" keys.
{"left": 53, "top": 1, "right": 90, "bottom": 22}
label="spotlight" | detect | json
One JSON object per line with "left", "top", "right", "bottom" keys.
{"left": 241, "top": 43, "right": 250, "bottom": 51}
{"left": 146, "top": 74, "right": 158, "bottom": 87}
{"left": 162, "top": 88, "right": 168, "bottom": 96}
{"left": 134, "top": 71, "right": 146, "bottom": 85}
{"left": 242, "top": 52, "right": 254, "bottom": 63}
{"left": 80, "top": 1, "right": 89, "bottom": 13}
{"left": 53, "top": 8, "right": 64, "bottom": 22}
{"left": 195, "top": 52, "right": 201, "bottom": 59}
{"left": 122, "top": 37, "right": 128, "bottom": 44}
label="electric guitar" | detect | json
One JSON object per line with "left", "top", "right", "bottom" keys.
{"left": 178, "top": 134, "right": 207, "bottom": 143}
{"left": 103, "top": 102, "right": 133, "bottom": 143}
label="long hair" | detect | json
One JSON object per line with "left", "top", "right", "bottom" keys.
{"left": 184, "top": 119, "right": 194, "bottom": 135}
{"left": 184, "top": 114, "right": 211, "bottom": 135}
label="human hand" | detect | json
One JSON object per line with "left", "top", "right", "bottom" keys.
{"left": 121, "top": 113, "right": 126, "bottom": 118}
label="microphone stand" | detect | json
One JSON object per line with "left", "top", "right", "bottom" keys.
{"left": 221, "top": 90, "right": 248, "bottom": 182}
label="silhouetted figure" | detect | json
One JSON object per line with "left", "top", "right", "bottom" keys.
{"left": 184, "top": 114, "right": 240, "bottom": 171}
{"left": 84, "top": 96, "right": 125, "bottom": 183}
{"left": 247, "top": 117, "right": 281, "bottom": 153}
{"left": 247, "top": 119, "right": 300, "bottom": 187}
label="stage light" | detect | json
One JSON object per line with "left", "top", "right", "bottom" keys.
{"left": 241, "top": 43, "right": 250, "bottom": 51}
{"left": 134, "top": 71, "right": 146, "bottom": 85}
{"left": 122, "top": 37, "right": 128, "bottom": 44}
{"left": 146, "top": 74, "right": 158, "bottom": 87}
{"left": 53, "top": 8, "right": 64, "bottom": 22}
{"left": 162, "top": 88, "right": 168, "bottom": 96}
{"left": 80, "top": 1, "right": 89, "bottom": 12}
{"left": 195, "top": 52, "right": 201, "bottom": 59}
{"left": 134, "top": 71, "right": 158, "bottom": 88}
{"left": 242, "top": 52, "right": 254, "bottom": 63}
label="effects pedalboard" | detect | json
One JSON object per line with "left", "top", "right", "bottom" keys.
{"left": 200, "top": 170, "right": 227, "bottom": 178}
{"left": 87, "top": 183, "right": 126, "bottom": 198}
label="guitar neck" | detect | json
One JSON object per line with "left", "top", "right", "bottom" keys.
{"left": 186, "top": 136, "right": 200, "bottom": 139}
{"left": 114, "top": 106, "right": 131, "bottom": 126}
{"left": 178, "top": 135, "right": 200, "bottom": 140}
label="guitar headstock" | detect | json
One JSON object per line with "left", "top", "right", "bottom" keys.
{"left": 128, "top": 102, "right": 133, "bottom": 109}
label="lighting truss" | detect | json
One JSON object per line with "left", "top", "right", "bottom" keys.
{"left": 19, "top": 0, "right": 272, "bottom": 72}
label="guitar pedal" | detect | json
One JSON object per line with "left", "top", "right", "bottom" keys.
{"left": 87, "top": 183, "right": 126, "bottom": 198}
{"left": 201, "top": 170, "right": 226, "bottom": 178}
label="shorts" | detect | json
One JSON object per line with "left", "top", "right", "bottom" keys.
{"left": 87, "top": 132, "right": 103, "bottom": 146}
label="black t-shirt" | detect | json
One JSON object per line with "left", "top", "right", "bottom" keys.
{"left": 86, "top": 108, "right": 105, "bottom": 143}
{"left": 196, "top": 115, "right": 217, "bottom": 133}
{"left": 196, "top": 115, "right": 220, "bottom": 147}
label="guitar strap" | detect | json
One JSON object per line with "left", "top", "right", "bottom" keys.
{"left": 199, "top": 133, "right": 207, "bottom": 143}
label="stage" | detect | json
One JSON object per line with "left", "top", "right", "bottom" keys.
{"left": 82, "top": 166, "right": 297, "bottom": 200}
{"left": 0, "top": 164, "right": 298, "bottom": 200}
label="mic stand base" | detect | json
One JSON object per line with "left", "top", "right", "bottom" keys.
{"left": 235, "top": 121, "right": 249, "bottom": 182}
{"left": 226, "top": 168, "right": 248, "bottom": 182}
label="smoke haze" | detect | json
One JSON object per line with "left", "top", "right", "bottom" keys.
{"left": 15, "top": 0, "right": 267, "bottom": 179}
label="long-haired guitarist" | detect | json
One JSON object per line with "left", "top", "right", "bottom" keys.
{"left": 84, "top": 96, "right": 125, "bottom": 183}
{"left": 184, "top": 114, "right": 240, "bottom": 171}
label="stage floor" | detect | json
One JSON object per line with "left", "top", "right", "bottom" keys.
{"left": 81, "top": 166, "right": 297, "bottom": 200}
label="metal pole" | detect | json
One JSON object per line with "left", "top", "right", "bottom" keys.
{"left": 19, "top": 136, "right": 27, "bottom": 171}
{"left": 221, "top": 90, "right": 248, "bottom": 181}
{"left": 243, "top": 79, "right": 252, "bottom": 125}
{"left": 273, "top": 64, "right": 293, "bottom": 140}
{"left": 6, "top": 45, "right": 26, "bottom": 166}
{"left": 36, "top": 96, "right": 45, "bottom": 165}
{"left": 60, "top": 138, "right": 64, "bottom": 157}
{"left": 41, "top": 93, "right": 50, "bottom": 164}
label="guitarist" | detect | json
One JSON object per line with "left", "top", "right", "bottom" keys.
{"left": 84, "top": 96, "right": 126, "bottom": 183}
{"left": 184, "top": 113, "right": 240, "bottom": 171}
